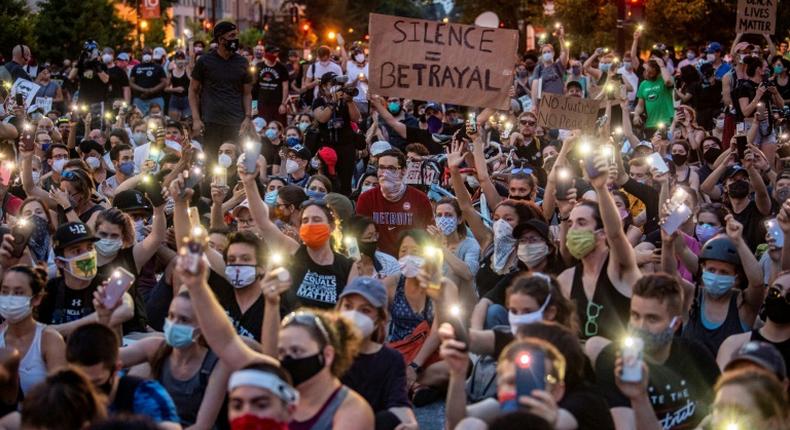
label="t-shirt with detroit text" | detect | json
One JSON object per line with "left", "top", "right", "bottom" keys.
{"left": 356, "top": 185, "right": 434, "bottom": 257}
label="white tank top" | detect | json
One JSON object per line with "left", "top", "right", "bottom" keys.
{"left": 0, "top": 323, "right": 47, "bottom": 394}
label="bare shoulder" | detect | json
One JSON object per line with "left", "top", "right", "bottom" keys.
{"left": 336, "top": 388, "right": 374, "bottom": 428}
{"left": 42, "top": 326, "right": 65, "bottom": 344}
{"left": 557, "top": 267, "right": 574, "bottom": 297}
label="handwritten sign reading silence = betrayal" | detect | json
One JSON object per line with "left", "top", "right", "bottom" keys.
{"left": 537, "top": 94, "right": 601, "bottom": 130}
{"left": 368, "top": 13, "right": 518, "bottom": 110}
{"left": 736, "top": 0, "right": 777, "bottom": 35}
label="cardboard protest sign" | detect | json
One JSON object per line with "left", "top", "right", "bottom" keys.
{"left": 35, "top": 97, "right": 53, "bottom": 114}
{"left": 536, "top": 94, "right": 600, "bottom": 130}
{"left": 10, "top": 79, "right": 41, "bottom": 109}
{"left": 736, "top": 0, "right": 777, "bottom": 35}
{"left": 368, "top": 13, "right": 518, "bottom": 110}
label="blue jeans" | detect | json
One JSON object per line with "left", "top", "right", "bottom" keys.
{"left": 133, "top": 97, "right": 164, "bottom": 116}
{"left": 485, "top": 304, "right": 509, "bottom": 330}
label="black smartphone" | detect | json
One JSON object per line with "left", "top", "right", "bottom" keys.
{"left": 10, "top": 218, "right": 34, "bottom": 258}
{"left": 516, "top": 348, "right": 546, "bottom": 398}
{"left": 180, "top": 165, "right": 205, "bottom": 199}
{"left": 735, "top": 135, "right": 748, "bottom": 162}
{"left": 554, "top": 168, "right": 573, "bottom": 200}
{"left": 447, "top": 309, "right": 469, "bottom": 352}
{"left": 14, "top": 94, "right": 24, "bottom": 107}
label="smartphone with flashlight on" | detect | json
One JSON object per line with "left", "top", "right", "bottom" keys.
{"left": 735, "top": 135, "right": 748, "bottom": 162}
{"left": 103, "top": 267, "right": 135, "bottom": 309}
{"left": 554, "top": 168, "right": 573, "bottom": 200}
{"left": 765, "top": 219, "right": 784, "bottom": 248}
{"left": 645, "top": 152, "right": 669, "bottom": 174}
{"left": 422, "top": 245, "right": 444, "bottom": 289}
{"left": 344, "top": 237, "right": 361, "bottom": 262}
{"left": 447, "top": 304, "right": 469, "bottom": 351}
{"left": 181, "top": 225, "right": 206, "bottom": 275}
{"left": 466, "top": 112, "right": 478, "bottom": 134}
{"left": 10, "top": 218, "right": 34, "bottom": 258}
{"left": 661, "top": 189, "right": 692, "bottom": 235}
{"left": 242, "top": 140, "right": 261, "bottom": 174}
{"left": 516, "top": 348, "right": 546, "bottom": 399}
{"left": 620, "top": 336, "right": 644, "bottom": 382}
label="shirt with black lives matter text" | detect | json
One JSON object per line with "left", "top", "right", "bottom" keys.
{"left": 282, "top": 245, "right": 354, "bottom": 312}
{"left": 595, "top": 337, "right": 719, "bottom": 430}
{"left": 207, "top": 269, "right": 264, "bottom": 341}
{"left": 356, "top": 185, "right": 434, "bottom": 257}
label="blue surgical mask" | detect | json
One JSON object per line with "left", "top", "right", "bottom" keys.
{"left": 600, "top": 63, "right": 611, "bottom": 72}
{"left": 435, "top": 215, "right": 458, "bottom": 236}
{"left": 542, "top": 52, "right": 553, "bottom": 63}
{"left": 622, "top": 61, "right": 632, "bottom": 70}
{"left": 702, "top": 270, "right": 736, "bottom": 298}
{"left": 298, "top": 122, "right": 309, "bottom": 132}
{"left": 286, "top": 136, "right": 301, "bottom": 147}
{"left": 163, "top": 319, "right": 196, "bottom": 349}
{"left": 264, "top": 190, "right": 278, "bottom": 206}
{"left": 695, "top": 224, "right": 720, "bottom": 245}
{"left": 387, "top": 102, "right": 402, "bottom": 115}
{"left": 118, "top": 161, "right": 135, "bottom": 176}
{"left": 265, "top": 129, "right": 278, "bottom": 140}
{"left": 305, "top": 189, "right": 326, "bottom": 200}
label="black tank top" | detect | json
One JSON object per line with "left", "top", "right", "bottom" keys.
{"left": 570, "top": 258, "right": 631, "bottom": 341}
{"left": 750, "top": 329, "right": 790, "bottom": 376}
{"left": 170, "top": 70, "right": 190, "bottom": 92}
{"left": 283, "top": 245, "right": 353, "bottom": 312}
{"left": 683, "top": 289, "right": 746, "bottom": 357}
{"left": 475, "top": 245, "right": 515, "bottom": 298}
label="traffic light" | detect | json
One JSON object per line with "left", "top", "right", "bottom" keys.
{"left": 627, "top": 0, "right": 645, "bottom": 21}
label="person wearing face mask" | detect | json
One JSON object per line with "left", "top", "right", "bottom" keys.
{"left": 772, "top": 56, "right": 790, "bottom": 103}
{"left": 669, "top": 141, "right": 699, "bottom": 190}
{"left": 678, "top": 47, "right": 699, "bottom": 70}
{"left": 530, "top": 27, "right": 569, "bottom": 96}
{"left": 701, "top": 161, "right": 771, "bottom": 252}
{"left": 92, "top": 206, "right": 165, "bottom": 334}
{"left": 593, "top": 274, "right": 720, "bottom": 430}
{"left": 68, "top": 40, "right": 110, "bottom": 105}
{"left": 189, "top": 21, "right": 254, "bottom": 164}
{"left": 34, "top": 222, "right": 133, "bottom": 337}
{"left": 665, "top": 219, "right": 765, "bottom": 357}
{"left": 283, "top": 144, "right": 312, "bottom": 187}
{"left": 633, "top": 57, "right": 675, "bottom": 134}
{"left": 33, "top": 66, "right": 65, "bottom": 110}
{"left": 557, "top": 157, "right": 641, "bottom": 342}
{"left": 66, "top": 323, "right": 181, "bottom": 427}
{"left": 620, "top": 52, "right": 640, "bottom": 106}
{"left": 696, "top": 136, "right": 722, "bottom": 183}
{"left": 98, "top": 143, "right": 134, "bottom": 199}
{"left": 129, "top": 48, "right": 167, "bottom": 116}
{"left": 303, "top": 45, "right": 344, "bottom": 99}
{"left": 371, "top": 98, "right": 464, "bottom": 155}
{"left": 344, "top": 216, "right": 401, "bottom": 279}
{"left": 356, "top": 149, "right": 433, "bottom": 257}
{"left": 703, "top": 42, "right": 731, "bottom": 81}
{"left": 373, "top": 98, "right": 417, "bottom": 151}
{"left": 0, "top": 265, "right": 66, "bottom": 397}
{"left": 514, "top": 62, "right": 532, "bottom": 99}
{"left": 106, "top": 51, "right": 131, "bottom": 104}
{"left": 342, "top": 47, "right": 370, "bottom": 115}
{"left": 117, "top": 291, "right": 229, "bottom": 428}
{"left": 717, "top": 270, "right": 790, "bottom": 373}
{"left": 336, "top": 277, "right": 419, "bottom": 430}
{"left": 164, "top": 51, "right": 191, "bottom": 122}
{"left": 254, "top": 45, "right": 290, "bottom": 126}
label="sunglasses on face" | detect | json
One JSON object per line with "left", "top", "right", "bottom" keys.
{"left": 520, "top": 120, "right": 537, "bottom": 126}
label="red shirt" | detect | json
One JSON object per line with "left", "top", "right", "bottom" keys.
{"left": 356, "top": 185, "right": 434, "bottom": 257}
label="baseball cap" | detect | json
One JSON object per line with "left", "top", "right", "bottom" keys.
{"left": 370, "top": 141, "right": 392, "bottom": 157}
{"left": 635, "top": 140, "right": 653, "bottom": 150}
{"left": 317, "top": 147, "right": 337, "bottom": 175}
{"left": 117, "top": 52, "right": 130, "bottom": 61}
{"left": 265, "top": 45, "right": 280, "bottom": 53}
{"left": 705, "top": 42, "right": 722, "bottom": 53}
{"left": 288, "top": 144, "right": 311, "bottom": 161}
{"left": 424, "top": 102, "right": 442, "bottom": 114}
{"left": 513, "top": 219, "right": 550, "bottom": 244}
{"left": 213, "top": 21, "right": 237, "bottom": 41}
{"left": 725, "top": 341, "right": 787, "bottom": 380}
{"left": 734, "top": 42, "right": 754, "bottom": 53}
{"left": 114, "top": 189, "right": 153, "bottom": 215}
{"left": 338, "top": 276, "right": 388, "bottom": 308}
{"left": 153, "top": 47, "right": 167, "bottom": 60}
{"left": 53, "top": 222, "right": 99, "bottom": 253}
{"left": 231, "top": 199, "right": 251, "bottom": 217}
{"left": 723, "top": 164, "right": 747, "bottom": 180}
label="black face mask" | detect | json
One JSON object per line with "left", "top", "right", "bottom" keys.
{"left": 280, "top": 352, "right": 324, "bottom": 386}
{"left": 703, "top": 148, "right": 721, "bottom": 165}
{"left": 224, "top": 39, "right": 240, "bottom": 52}
{"left": 762, "top": 288, "right": 790, "bottom": 324}
{"left": 728, "top": 180, "right": 750, "bottom": 199}
{"left": 358, "top": 241, "right": 377, "bottom": 258}
{"left": 672, "top": 154, "right": 687, "bottom": 166}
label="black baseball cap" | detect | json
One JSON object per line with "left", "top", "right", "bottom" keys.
{"left": 114, "top": 189, "right": 153, "bottom": 215}
{"left": 725, "top": 341, "right": 787, "bottom": 381}
{"left": 514, "top": 219, "right": 550, "bottom": 244}
{"left": 53, "top": 222, "right": 98, "bottom": 253}
{"left": 288, "top": 144, "right": 311, "bottom": 161}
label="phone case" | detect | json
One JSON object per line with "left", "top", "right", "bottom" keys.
{"left": 10, "top": 221, "right": 34, "bottom": 258}
{"left": 647, "top": 153, "right": 669, "bottom": 174}
{"left": 104, "top": 268, "right": 135, "bottom": 309}
{"left": 661, "top": 204, "right": 692, "bottom": 235}
{"left": 516, "top": 348, "right": 546, "bottom": 398}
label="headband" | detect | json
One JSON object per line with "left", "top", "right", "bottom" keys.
{"left": 228, "top": 370, "right": 299, "bottom": 406}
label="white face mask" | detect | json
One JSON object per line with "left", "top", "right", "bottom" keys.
{"left": 31, "top": 171, "right": 41, "bottom": 184}
{"left": 52, "top": 158, "right": 66, "bottom": 173}
{"left": 399, "top": 255, "right": 424, "bottom": 278}
{"left": 542, "top": 52, "right": 554, "bottom": 63}
{"left": 142, "top": 54, "right": 152, "bottom": 63}
{"left": 102, "top": 54, "right": 113, "bottom": 64}
{"left": 95, "top": 238, "right": 123, "bottom": 257}
{"left": 0, "top": 295, "right": 32, "bottom": 324}
{"left": 354, "top": 53, "right": 365, "bottom": 63}
{"left": 86, "top": 156, "right": 101, "bottom": 170}
{"left": 715, "top": 118, "right": 725, "bottom": 129}
{"left": 218, "top": 154, "right": 233, "bottom": 169}
{"left": 517, "top": 242, "right": 550, "bottom": 268}
{"left": 361, "top": 184, "right": 374, "bottom": 194}
{"left": 341, "top": 310, "right": 375, "bottom": 338}
{"left": 286, "top": 159, "right": 300, "bottom": 175}
{"left": 706, "top": 53, "right": 716, "bottom": 62}
{"left": 508, "top": 293, "right": 551, "bottom": 335}
{"left": 225, "top": 265, "right": 258, "bottom": 288}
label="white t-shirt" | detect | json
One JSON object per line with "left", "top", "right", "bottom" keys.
{"left": 306, "top": 61, "right": 343, "bottom": 97}
{"left": 345, "top": 62, "right": 369, "bottom": 103}
{"left": 619, "top": 68, "right": 639, "bottom": 102}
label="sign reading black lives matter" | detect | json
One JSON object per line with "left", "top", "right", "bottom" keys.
{"left": 736, "top": 0, "right": 777, "bottom": 35}
{"left": 368, "top": 13, "right": 518, "bottom": 110}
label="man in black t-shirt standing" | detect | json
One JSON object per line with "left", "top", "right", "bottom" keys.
{"left": 68, "top": 40, "right": 110, "bottom": 106}
{"left": 130, "top": 48, "right": 167, "bottom": 116}
{"left": 595, "top": 274, "right": 719, "bottom": 430}
{"left": 255, "top": 45, "right": 290, "bottom": 125}
{"left": 189, "top": 21, "right": 254, "bottom": 163}
{"left": 106, "top": 52, "right": 131, "bottom": 104}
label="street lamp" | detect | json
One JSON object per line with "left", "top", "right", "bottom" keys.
{"left": 327, "top": 31, "right": 336, "bottom": 40}
{"left": 140, "top": 20, "right": 148, "bottom": 30}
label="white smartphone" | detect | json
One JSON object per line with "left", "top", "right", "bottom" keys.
{"left": 646, "top": 153, "right": 669, "bottom": 174}
{"left": 661, "top": 204, "right": 692, "bottom": 235}
{"left": 621, "top": 337, "right": 644, "bottom": 382}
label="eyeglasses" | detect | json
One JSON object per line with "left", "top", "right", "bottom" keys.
{"left": 584, "top": 301, "right": 603, "bottom": 337}
{"left": 237, "top": 218, "right": 254, "bottom": 226}
{"left": 282, "top": 311, "right": 330, "bottom": 344}
{"left": 520, "top": 120, "right": 537, "bottom": 126}
{"left": 767, "top": 287, "right": 790, "bottom": 304}
{"left": 377, "top": 165, "right": 400, "bottom": 172}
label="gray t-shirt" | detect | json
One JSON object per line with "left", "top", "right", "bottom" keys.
{"left": 191, "top": 50, "right": 252, "bottom": 126}
{"left": 531, "top": 60, "right": 566, "bottom": 96}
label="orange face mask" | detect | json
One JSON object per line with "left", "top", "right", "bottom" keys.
{"left": 299, "top": 223, "right": 331, "bottom": 249}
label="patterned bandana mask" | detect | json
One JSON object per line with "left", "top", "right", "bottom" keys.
{"left": 28, "top": 215, "right": 51, "bottom": 263}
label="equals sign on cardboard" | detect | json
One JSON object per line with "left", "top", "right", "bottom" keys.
{"left": 425, "top": 51, "right": 441, "bottom": 62}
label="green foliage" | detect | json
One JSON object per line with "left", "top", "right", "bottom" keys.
{"left": 552, "top": 0, "right": 617, "bottom": 53}
{"left": 240, "top": 28, "right": 265, "bottom": 49}
{"left": 0, "top": 0, "right": 36, "bottom": 59}
{"left": 302, "top": 0, "right": 424, "bottom": 42}
{"left": 34, "top": 0, "right": 134, "bottom": 63}
{"left": 643, "top": 0, "right": 707, "bottom": 47}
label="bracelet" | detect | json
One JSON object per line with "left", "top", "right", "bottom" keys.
{"left": 559, "top": 214, "right": 570, "bottom": 222}
{"left": 63, "top": 206, "right": 74, "bottom": 213}
{"left": 409, "top": 362, "right": 424, "bottom": 374}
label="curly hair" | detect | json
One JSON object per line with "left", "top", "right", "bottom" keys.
{"left": 95, "top": 207, "right": 135, "bottom": 247}
{"left": 285, "top": 309, "right": 362, "bottom": 378}
{"left": 6, "top": 265, "right": 48, "bottom": 296}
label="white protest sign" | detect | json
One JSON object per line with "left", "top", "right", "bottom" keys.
{"left": 10, "top": 79, "right": 41, "bottom": 108}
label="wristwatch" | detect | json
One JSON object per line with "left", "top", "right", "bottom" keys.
{"left": 63, "top": 206, "right": 75, "bottom": 213}
{"left": 408, "top": 362, "right": 424, "bottom": 375}
{"left": 558, "top": 214, "right": 570, "bottom": 222}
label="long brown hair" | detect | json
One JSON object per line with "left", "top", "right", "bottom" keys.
{"left": 149, "top": 291, "right": 208, "bottom": 380}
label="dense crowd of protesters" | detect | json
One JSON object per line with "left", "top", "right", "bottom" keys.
{"left": 0, "top": 16, "right": 789, "bottom": 430}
